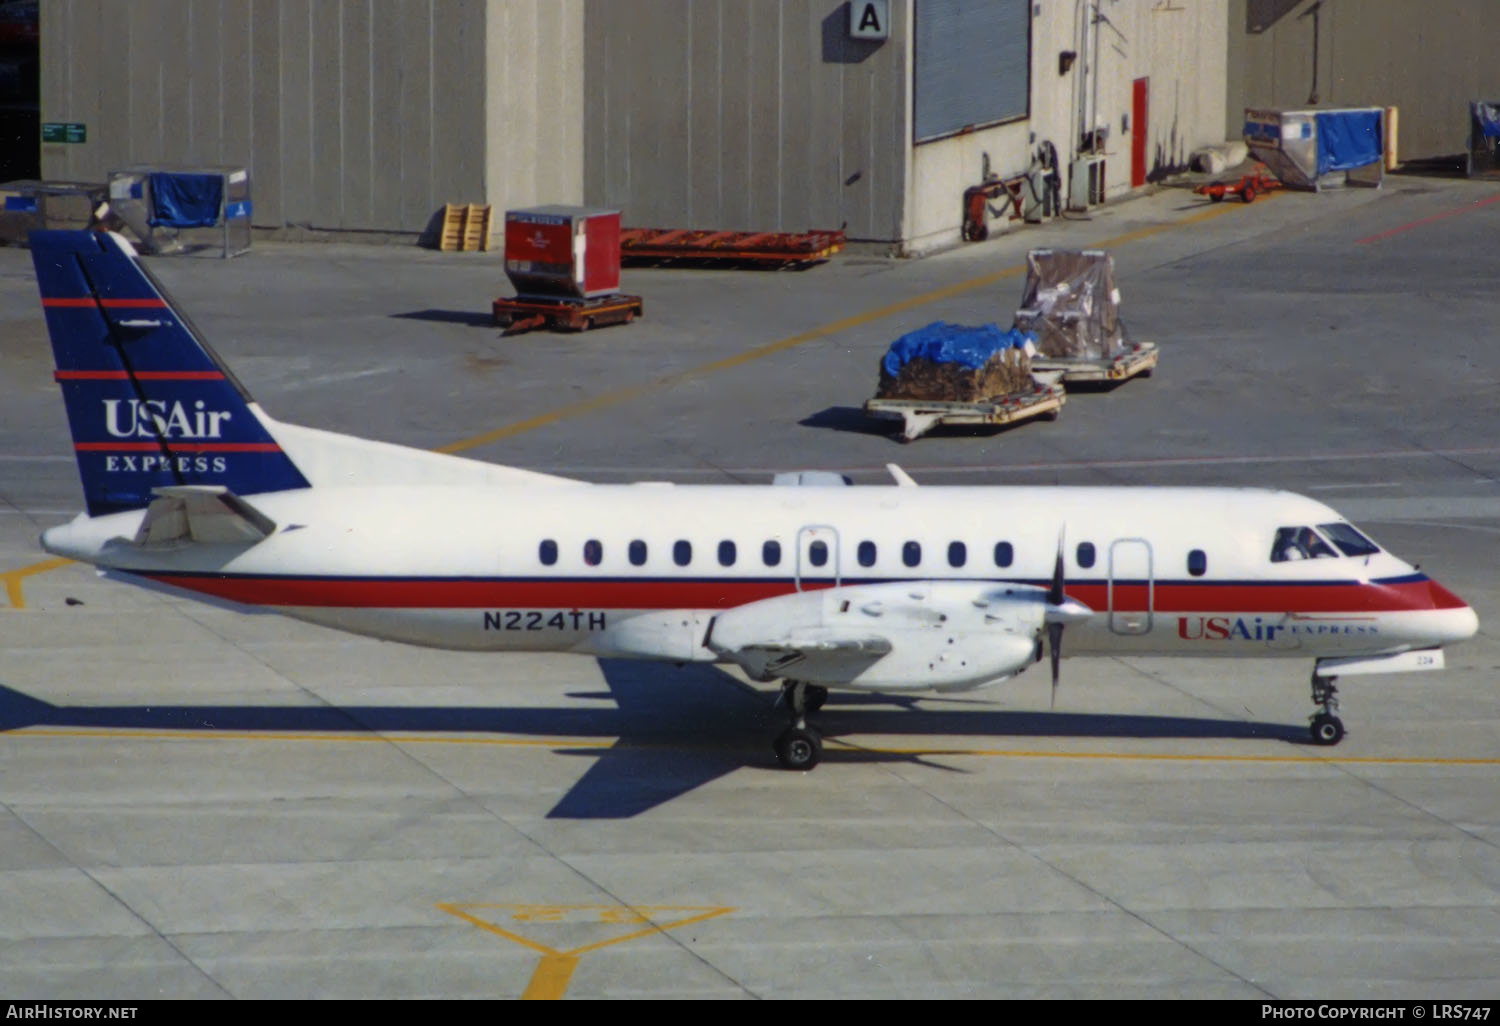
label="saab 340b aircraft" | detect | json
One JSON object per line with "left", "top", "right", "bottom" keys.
{"left": 29, "top": 230, "right": 1479, "bottom": 768}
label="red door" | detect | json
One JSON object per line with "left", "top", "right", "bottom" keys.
{"left": 1131, "top": 77, "right": 1149, "bottom": 188}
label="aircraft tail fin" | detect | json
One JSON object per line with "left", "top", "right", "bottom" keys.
{"left": 30, "top": 230, "right": 311, "bottom": 516}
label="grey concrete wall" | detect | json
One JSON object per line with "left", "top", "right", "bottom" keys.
{"left": 582, "top": 0, "right": 908, "bottom": 241}
{"left": 485, "top": 1, "right": 584, "bottom": 217}
{"left": 1228, "top": 0, "right": 1500, "bottom": 161}
{"left": 38, "top": 0, "right": 555, "bottom": 234}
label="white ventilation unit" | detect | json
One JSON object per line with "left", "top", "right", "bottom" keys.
{"left": 1069, "top": 156, "right": 1106, "bottom": 208}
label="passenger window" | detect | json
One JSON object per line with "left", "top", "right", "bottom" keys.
{"left": 1318, "top": 522, "right": 1381, "bottom": 557}
{"left": 1076, "top": 542, "right": 1095, "bottom": 569}
{"left": 948, "top": 541, "right": 966, "bottom": 568}
{"left": 857, "top": 540, "right": 877, "bottom": 567}
{"left": 718, "top": 540, "right": 737, "bottom": 566}
{"left": 673, "top": 540, "right": 692, "bottom": 566}
{"left": 1271, "top": 526, "right": 1338, "bottom": 562}
{"left": 994, "top": 541, "right": 1013, "bottom": 568}
{"left": 1187, "top": 549, "right": 1207, "bottom": 577}
{"left": 629, "top": 540, "right": 647, "bottom": 566}
{"left": 539, "top": 539, "right": 558, "bottom": 566}
{"left": 808, "top": 540, "right": 828, "bottom": 567}
{"left": 583, "top": 539, "right": 603, "bottom": 566}
{"left": 763, "top": 540, "right": 781, "bottom": 567}
{"left": 903, "top": 541, "right": 921, "bottom": 567}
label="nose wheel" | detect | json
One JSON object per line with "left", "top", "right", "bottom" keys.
{"left": 1309, "top": 673, "right": 1345, "bottom": 746}
{"left": 773, "top": 681, "right": 827, "bottom": 770}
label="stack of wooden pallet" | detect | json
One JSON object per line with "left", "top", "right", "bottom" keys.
{"left": 438, "top": 203, "right": 493, "bottom": 251}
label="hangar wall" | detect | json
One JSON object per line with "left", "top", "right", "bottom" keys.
{"left": 39, "top": 0, "right": 582, "bottom": 234}
{"left": 1227, "top": 0, "right": 1500, "bottom": 162}
{"left": 905, "top": 0, "right": 1226, "bottom": 253}
{"left": 581, "top": 0, "right": 908, "bottom": 242}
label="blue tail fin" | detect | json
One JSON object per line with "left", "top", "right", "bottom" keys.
{"left": 30, "top": 230, "right": 310, "bottom": 516}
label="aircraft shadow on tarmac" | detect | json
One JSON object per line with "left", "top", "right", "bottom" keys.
{"left": 0, "top": 662, "right": 1313, "bottom": 819}
{"left": 390, "top": 309, "right": 500, "bottom": 329}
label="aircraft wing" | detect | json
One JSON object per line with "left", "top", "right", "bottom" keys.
{"left": 133, "top": 485, "right": 276, "bottom": 546}
{"left": 725, "top": 635, "right": 893, "bottom": 681}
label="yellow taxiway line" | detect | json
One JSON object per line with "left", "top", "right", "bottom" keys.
{"left": 437, "top": 902, "right": 735, "bottom": 1000}
{"left": 1, "top": 556, "right": 72, "bottom": 610}
{"left": 4, "top": 727, "right": 1495, "bottom": 768}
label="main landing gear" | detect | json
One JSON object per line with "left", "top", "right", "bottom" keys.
{"left": 1309, "top": 671, "right": 1345, "bottom": 745}
{"left": 773, "top": 680, "right": 829, "bottom": 770}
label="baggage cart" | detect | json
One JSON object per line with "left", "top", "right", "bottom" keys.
{"left": 1030, "top": 340, "right": 1158, "bottom": 385}
{"left": 863, "top": 380, "right": 1066, "bottom": 442}
{"left": 492, "top": 293, "right": 643, "bottom": 335}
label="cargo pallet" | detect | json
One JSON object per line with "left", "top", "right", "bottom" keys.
{"left": 1030, "top": 341, "right": 1158, "bottom": 386}
{"left": 492, "top": 293, "right": 643, "bottom": 335}
{"left": 864, "top": 382, "right": 1066, "bottom": 443}
{"left": 619, "top": 227, "right": 846, "bottom": 267}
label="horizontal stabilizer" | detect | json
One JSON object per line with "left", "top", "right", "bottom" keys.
{"left": 133, "top": 485, "right": 275, "bottom": 546}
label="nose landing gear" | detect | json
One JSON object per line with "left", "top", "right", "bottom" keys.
{"left": 1309, "top": 672, "right": 1345, "bottom": 745}
{"left": 773, "top": 680, "right": 829, "bottom": 770}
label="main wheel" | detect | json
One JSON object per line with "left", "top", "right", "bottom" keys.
{"left": 774, "top": 726, "right": 822, "bottom": 770}
{"left": 1310, "top": 713, "right": 1345, "bottom": 746}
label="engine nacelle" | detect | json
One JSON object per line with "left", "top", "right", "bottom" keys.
{"left": 708, "top": 580, "right": 1048, "bottom": 692}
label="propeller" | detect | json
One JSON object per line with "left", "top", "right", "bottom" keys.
{"left": 1043, "top": 527, "right": 1093, "bottom": 708}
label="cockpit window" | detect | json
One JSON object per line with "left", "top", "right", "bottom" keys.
{"left": 1318, "top": 522, "right": 1381, "bottom": 558}
{"left": 1271, "top": 526, "right": 1338, "bottom": 562}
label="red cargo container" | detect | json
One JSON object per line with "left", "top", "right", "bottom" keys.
{"left": 504, "top": 205, "right": 621, "bottom": 299}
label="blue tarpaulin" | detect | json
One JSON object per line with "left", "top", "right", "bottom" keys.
{"left": 1474, "top": 102, "right": 1500, "bottom": 139}
{"left": 148, "top": 172, "right": 223, "bottom": 228}
{"left": 881, "top": 322, "right": 1035, "bottom": 377}
{"left": 1315, "top": 111, "right": 1382, "bottom": 175}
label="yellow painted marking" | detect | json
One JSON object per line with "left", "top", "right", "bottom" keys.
{"left": 522, "top": 954, "right": 580, "bottom": 1000}
{"left": 824, "top": 743, "right": 1500, "bottom": 767}
{"left": 438, "top": 902, "right": 734, "bottom": 1000}
{"left": 1, "top": 557, "right": 72, "bottom": 610}
{"left": 3, "top": 728, "right": 615, "bottom": 748}
{"left": 437, "top": 202, "right": 1245, "bottom": 453}
{"left": 5, "top": 726, "right": 1498, "bottom": 769}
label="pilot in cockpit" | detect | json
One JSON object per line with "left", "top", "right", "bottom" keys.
{"left": 1272, "top": 526, "right": 1338, "bottom": 562}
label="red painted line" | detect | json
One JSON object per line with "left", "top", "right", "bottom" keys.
{"left": 42, "top": 297, "right": 168, "bottom": 308}
{"left": 1355, "top": 193, "right": 1500, "bottom": 245}
{"left": 74, "top": 442, "right": 283, "bottom": 453}
{"left": 138, "top": 574, "right": 1464, "bottom": 613}
{"left": 54, "top": 370, "right": 224, "bottom": 381}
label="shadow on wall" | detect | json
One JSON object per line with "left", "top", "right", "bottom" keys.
{"left": 1246, "top": 0, "right": 1309, "bottom": 33}
{"left": 821, "top": 3, "right": 884, "bottom": 64}
{"left": 417, "top": 207, "right": 447, "bottom": 249}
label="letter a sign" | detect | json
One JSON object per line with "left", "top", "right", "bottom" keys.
{"left": 849, "top": 0, "right": 889, "bottom": 41}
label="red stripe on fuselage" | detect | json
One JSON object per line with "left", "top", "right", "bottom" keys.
{"left": 136, "top": 574, "right": 1464, "bottom": 613}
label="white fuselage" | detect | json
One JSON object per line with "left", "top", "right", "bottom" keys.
{"left": 41, "top": 482, "right": 1479, "bottom": 690}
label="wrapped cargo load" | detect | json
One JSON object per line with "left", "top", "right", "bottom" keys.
{"left": 877, "top": 322, "right": 1038, "bottom": 402}
{"left": 1013, "top": 249, "right": 1125, "bottom": 360}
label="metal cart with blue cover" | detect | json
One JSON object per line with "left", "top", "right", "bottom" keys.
{"left": 863, "top": 322, "right": 1065, "bottom": 442}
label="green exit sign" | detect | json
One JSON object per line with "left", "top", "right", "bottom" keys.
{"left": 42, "top": 122, "right": 87, "bottom": 144}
